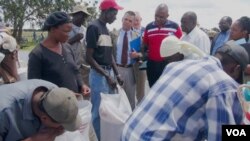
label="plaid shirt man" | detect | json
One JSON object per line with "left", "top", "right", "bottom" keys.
{"left": 122, "top": 56, "right": 243, "bottom": 141}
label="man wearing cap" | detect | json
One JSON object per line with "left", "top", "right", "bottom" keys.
{"left": 0, "top": 79, "right": 82, "bottom": 141}
{"left": 85, "top": 0, "right": 123, "bottom": 139}
{"left": 68, "top": 5, "right": 91, "bottom": 87}
{"left": 122, "top": 40, "right": 247, "bottom": 141}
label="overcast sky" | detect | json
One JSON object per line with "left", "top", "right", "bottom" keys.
{"left": 1, "top": 0, "right": 249, "bottom": 30}
{"left": 92, "top": 0, "right": 250, "bottom": 30}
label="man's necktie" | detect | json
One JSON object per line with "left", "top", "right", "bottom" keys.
{"left": 121, "top": 32, "right": 128, "bottom": 65}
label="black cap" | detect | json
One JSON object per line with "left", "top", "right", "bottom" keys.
{"left": 42, "top": 11, "right": 71, "bottom": 31}
{"left": 217, "top": 40, "right": 249, "bottom": 70}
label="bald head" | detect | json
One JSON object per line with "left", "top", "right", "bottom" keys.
{"left": 156, "top": 3, "right": 168, "bottom": 12}
{"left": 181, "top": 11, "right": 197, "bottom": 34}
{"left": 155, "top": 3, "right": 169, "bottom": 27}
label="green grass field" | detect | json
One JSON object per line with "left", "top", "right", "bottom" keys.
{"left": 20, "top": 31, "right": 47, "bottom": 51}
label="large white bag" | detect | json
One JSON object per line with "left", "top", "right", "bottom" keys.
{"left": 55, "top": 100, "right": 92, "bottom": 141}
{"left": 99, "top": 85, "right": 132, "bottom": 141}
{"left": 0, "top": 52, "right": 4, "bottom": 63}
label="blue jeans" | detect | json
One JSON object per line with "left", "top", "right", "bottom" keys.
{"left": 89, "top": 68, "right": 115, "bottom": 140}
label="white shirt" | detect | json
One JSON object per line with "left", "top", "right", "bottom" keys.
{"left": 116, "top": 29, "right": 133, "bottom": 65}
{"left": 181, "top": 26, "right": 211, "bottom": 54}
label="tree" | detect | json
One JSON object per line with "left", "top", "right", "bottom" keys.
{"left": 0, "top": 0, "right": 76, "bottom": 43}
{"left": 77, "top": 0, "right": 99, "bottom": 26}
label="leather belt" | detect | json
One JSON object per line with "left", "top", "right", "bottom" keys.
{"left": 100, "top": 65, "right": 112, "bottom": 70}
{"left": 116, "top": 64, "right": 133, "bottom": 68}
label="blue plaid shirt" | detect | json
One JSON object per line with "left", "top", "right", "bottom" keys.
{"left": 121, "top": 56, "right": 243, "bottom": 141}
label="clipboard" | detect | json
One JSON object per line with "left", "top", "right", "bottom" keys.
{"left": 130, "top": 37, "right": 141, "bottom": 52}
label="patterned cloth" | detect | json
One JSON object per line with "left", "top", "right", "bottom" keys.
{"left": 122, "top": 56, "right": 243, "bottom": 141}
{"left": 143, "top": 20, "right": 182, "bottom": 62}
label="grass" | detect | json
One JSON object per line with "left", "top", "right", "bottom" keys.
{"left": 20, "top": 31, "right": 47, "bottom": 51}
{"left": 20, "top": 41, "right": 36, "bottom": 51}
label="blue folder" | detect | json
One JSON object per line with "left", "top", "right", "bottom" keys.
{"left": 130, "top": 37, "right": 141, "bottom": 52}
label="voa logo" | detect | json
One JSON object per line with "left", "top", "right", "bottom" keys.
{"left": 226, "top": 129, "right": 246, "bottom": 136}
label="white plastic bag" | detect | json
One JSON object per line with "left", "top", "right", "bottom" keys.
{"left": 0, "top": 52, "right": 5, "bottom": 63}
{"left": 55, "top": 100, "right": 92, "bottom": 141}
{"left": 99, "top": 85, "right": 132, "bottom": 141}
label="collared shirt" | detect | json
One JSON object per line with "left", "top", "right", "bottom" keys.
{"left": 68, "top": 24, "right": 86, "bottom": 67}
{"left": 132, "top": 27, "right": 145, "bottom": 36}
{"left": 121, "top": 56, "right": 243, "bottom": 141}
{"left": 235, "top": 38, "right": 247, "bottom": 45}
{"left": 143, "top": 20, "right": 182, "bottom": 61}
{"left": 0, "top": 79, "right": 57, "bottom": 141}
{"left": 211, "top": 30, "right": 230, "bottom": 55}
{"left": 181, "top": 26, "right": 211, "bottom": 54}
{"left": 116, "top": 29, "right": 133, "bottom": 65}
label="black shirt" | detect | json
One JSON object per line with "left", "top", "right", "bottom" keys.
{"left": 86, "top": 19, "right": 113, "bottom": 66}
{"left": 28, "top": 43, "right": 83, "bottom": 93}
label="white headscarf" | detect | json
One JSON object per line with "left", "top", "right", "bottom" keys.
{"left": 160, "top": 35, "right": 206, "bottom": 59}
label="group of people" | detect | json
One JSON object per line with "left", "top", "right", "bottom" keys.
{"left": 1, "top": 0, "right": 250, "bottom": 140}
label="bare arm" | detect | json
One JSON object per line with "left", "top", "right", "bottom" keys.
{"left": 68, "top": 33, "right": 83, "bottom": 45}
{"left": 86, "top": 48, "right": 109, "bottom": 78}
{"left": 86, "top": 48, "right": 118, "bottom": 88}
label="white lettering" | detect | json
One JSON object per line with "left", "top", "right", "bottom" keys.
{"left": 232, "top": 129, "right": 239, "bottom": 136}
{"left": 226, "top": 129, "right": 247, "bottom": 136}
{"left": 226, "top": 129, "right": 232, "bottom": 136}
{"left": 240, "top": 129, "right": 246, "bottom": 136}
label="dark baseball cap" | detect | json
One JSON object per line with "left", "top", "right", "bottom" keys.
{"left": 217, "top": 40, "right": 249, "bottom": 70}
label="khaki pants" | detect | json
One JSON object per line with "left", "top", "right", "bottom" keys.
{"left": 133, "top": 62, "right": 146, "bottom": 104}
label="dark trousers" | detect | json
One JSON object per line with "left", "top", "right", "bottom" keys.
{"left": 146, "top": 59, "right": 167, "bottom": 87}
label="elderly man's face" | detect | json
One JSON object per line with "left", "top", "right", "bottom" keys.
{"left": 133, "top": 15, "right": 142, "bottom": 29}
{"left": 181, "top": 16, "right": 195, "bottom": 34}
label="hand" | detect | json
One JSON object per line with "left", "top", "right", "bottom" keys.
{"left": 81, "top": 84, "right": 91, "bottom": 97}
{"left": 24, "top": 127, "right": 64, "bottom": 141}
{"left": 130, "top": 50, "right": 140, "bottom": 59}
{"left": 76, "top": 33, "right": 84, "bottom": 41}
{"left": 116, "top": 75, "right": 124, "bottom": 86}
{"left": 105, "top": 76, "right": 117, "bottom": 89}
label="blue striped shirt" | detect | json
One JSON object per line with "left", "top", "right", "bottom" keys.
{"left": 121, "top": 56, "right": 243, "bottom": 141}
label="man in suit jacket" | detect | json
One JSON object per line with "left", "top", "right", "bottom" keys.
{"left": 111, "top": 11, "right": 141, "bottom": 110}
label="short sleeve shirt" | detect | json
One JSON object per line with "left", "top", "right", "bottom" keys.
{"left": 86, "top": 19, "right": 113, "bottom": 66}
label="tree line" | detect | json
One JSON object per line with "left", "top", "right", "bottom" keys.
{"left": 0, "top": 0, "right": 98, "bottom": 43}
